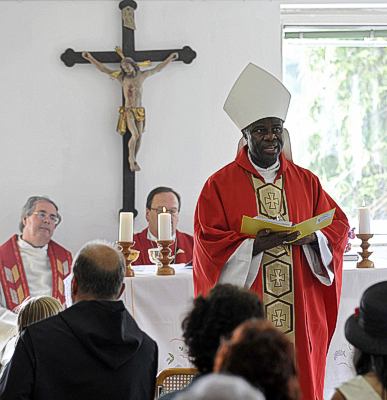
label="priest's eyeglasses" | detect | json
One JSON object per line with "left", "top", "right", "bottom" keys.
{"left": 150, "top": 207, "right": 179, "bottom": 215}
{"left": 32, "top": 211, "right": 60, "bottom": 225}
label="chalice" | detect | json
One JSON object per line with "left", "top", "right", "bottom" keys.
{"left": 116, "top": 241, "right": 139, "bottom": 277}
{"left": 148, "top": 248, "right": 162, "bottom": 266}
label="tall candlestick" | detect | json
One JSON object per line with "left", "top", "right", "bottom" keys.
{"left": 158, "top": 208, "right": 172, "bottom": 240}
{"left": 358, "top": 207, "right": 371, "bottom": 234}
{"left": 119, "top": 212, "right": 133, "bottom": 242}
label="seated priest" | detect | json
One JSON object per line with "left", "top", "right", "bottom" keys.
{"left": 0, "top": 196, "right": 72, "bottom": 351}
{"left": 133, "top": 186, "right": 193, "bottom": 265}
{"left": 193, "top": 64, "right": 349, "bottom": 400}
{"left": 0, "top": 241, "right": 158, "bottom": 400}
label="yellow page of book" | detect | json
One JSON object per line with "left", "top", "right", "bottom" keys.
{"left": 240, "top": 208, "right": 335, "bottom": 241}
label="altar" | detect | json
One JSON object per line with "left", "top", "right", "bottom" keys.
{"left": 121, "top": 264, "right": 194, "bottom": 370}
{"left": 120, "top": 258, "right": 387, "bottom": 399}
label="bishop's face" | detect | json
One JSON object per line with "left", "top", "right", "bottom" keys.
{"left": 243, "top": 117, "right": 284, "bottom": 168}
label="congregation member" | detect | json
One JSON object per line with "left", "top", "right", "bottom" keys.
{"left": 133, "top": 186, "right": 193, "bottom": 265}
{"left": 214, "top": 319, "right": 300, "bottom": 400}
{"left": 332, "top": 281, "right": 387, "bottom": 400}
{"left": 175, "top": 374, "right": 265, "bottom": 400}
{"left": 0, "top": 240, "right": 158, "bottom": 400}
{"left": 193, "top": 63, "right": 349, "bottom": 399}
{"left": 160, "top": 284, "right": 264, "bottom": 399}
{"left": 0, "top": 196, "right": 72, "bottom": 347}
{"left": 0, "top": 296, "right": 63, "bottom": 372}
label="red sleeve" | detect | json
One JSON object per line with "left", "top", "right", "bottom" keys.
{"left": 314, "top": 178, "right": 349, "bottom": 338}
{"left": 193, "top": 176, "right": 251, "bottom": 297}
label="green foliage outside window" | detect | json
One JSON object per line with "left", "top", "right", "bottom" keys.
{"left": 283, "top": 36, "right": 387, "bottom": 224}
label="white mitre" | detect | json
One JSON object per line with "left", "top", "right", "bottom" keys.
{"left": 224, "top": 63, "right": 291, "bottom": 130}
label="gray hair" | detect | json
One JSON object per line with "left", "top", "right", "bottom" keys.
{"left": 19, "top": 196, "right": 61, "bottom": 232}
{"left": 175, "top": 374, "right": 265, "bottom": 400}
{"left": 72, "top": 240, "right": 125, "bottom": 300}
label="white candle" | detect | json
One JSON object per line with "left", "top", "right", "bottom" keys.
{"left": 158, "top": 208, "right": 172, "bottom": 240}
{"left": 119, "top": 212, "right": 133, "bottom": 242}
{"left": 358, "top": 207, "right": 371, "bottom": 234}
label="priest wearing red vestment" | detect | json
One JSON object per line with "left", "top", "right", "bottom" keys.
{"left": 193, "top": 64, "right": 349, "bottom": 400}
{"left": 0, "top": 196, "right": 72, "bottom": 351}
{"left": 133, "top": 187, "right": 193, "bottom": 265}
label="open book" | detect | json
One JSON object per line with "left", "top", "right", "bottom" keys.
{"left": 240, "top": 208, "right": 335, "bottom": 243}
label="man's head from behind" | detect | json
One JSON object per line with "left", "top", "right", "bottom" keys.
{"left": 71, "top": 241, "right": 125, "bottom": 303}
{"left": 182, "top": 284, "right": 264, "bottom": 374}
{"left": 175, "top": 374, "right": 265, "bottom": 400}
{"left": 145, "top": 186, "right": 181, "bottom": 237}
{"left": 20, "top": 196, "right": 61, "bottom": 247}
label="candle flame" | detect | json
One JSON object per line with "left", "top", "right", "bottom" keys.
{"left": 163, "top": 206, "right": 167, "bottom": 213}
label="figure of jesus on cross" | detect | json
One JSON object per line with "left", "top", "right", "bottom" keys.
{"left": 82, "top": 49, "right": 178, "bottom": 171}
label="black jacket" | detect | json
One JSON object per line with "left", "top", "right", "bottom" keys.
{"left": 0, "top": 300, "right": 158, "bottom": 400}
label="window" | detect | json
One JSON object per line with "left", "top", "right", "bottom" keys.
{"left": 282, "top": 23, "right": 387, "bottom": 238}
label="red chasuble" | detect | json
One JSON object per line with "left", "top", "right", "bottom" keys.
{"left": 193, "top": 147, "right": 349, "bottom": 400}
{"left": 0, "top": 235, "right": 72, "bottom": 310}
{"left": 133, "top": 228, "right": 193, "bottom": 265}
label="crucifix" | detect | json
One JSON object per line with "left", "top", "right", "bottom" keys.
{"left": 61, "top": 0, "right": 196, "bottom": 217}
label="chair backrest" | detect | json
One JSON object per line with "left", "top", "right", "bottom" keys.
{"left": 236, "top": 127, "right": 293, "bottom": 162}
{"left": 155, "top": 367, "right": 198, "bottom": 398}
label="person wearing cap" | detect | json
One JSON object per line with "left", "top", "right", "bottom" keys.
{"left": 331, "top": 281, "right": 387, "bottom": 400}
{"left": 193, "top": 63, "right": 349, "bottom": 400}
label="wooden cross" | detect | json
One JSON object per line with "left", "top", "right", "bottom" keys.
{"left": 61, "top": 0, "right": 196, "bottom": 216}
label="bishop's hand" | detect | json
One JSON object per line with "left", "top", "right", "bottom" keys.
{"left": 252, "top": 229, "right": 300, "bottom": 256}
{"left": 290, "top": 232, "right": 317, "bottom": 246}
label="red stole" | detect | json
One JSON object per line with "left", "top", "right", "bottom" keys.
{"left": 0, "top": 235, "right": 72, "bottom": 310}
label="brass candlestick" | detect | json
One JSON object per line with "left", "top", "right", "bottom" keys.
{"left": 356, "top": 234, "right": 374, "bottom": 268}
{"left": 156, "top": 240, "right": 175, "bottom": 276}
{"left": 117, "top": 241, "right": 139, "bottom": 277}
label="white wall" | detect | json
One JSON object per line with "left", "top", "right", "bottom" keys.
{"left": 0, "top": 0, "right": 282, "bottom": 253}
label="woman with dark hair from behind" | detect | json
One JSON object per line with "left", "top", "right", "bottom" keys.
{"left": 214, "top": 319, "right": 300, "bottom": 400}
{"left": 159, "top": 283, "right": 264, "bottom": 399}
{"left": 331, "top": 281, "right": 387, "bottom": 400}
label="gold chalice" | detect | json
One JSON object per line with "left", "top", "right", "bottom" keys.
{"left": 116, "top": 241, "right": 139, "bottom": 277}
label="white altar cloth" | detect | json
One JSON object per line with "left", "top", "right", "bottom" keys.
{"left": 120, "top": 260, "right": 387, "bottom": 399}
{"left": 121, "top": 264, "right": 194, "bottom": 371}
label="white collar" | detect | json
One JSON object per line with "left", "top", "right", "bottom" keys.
{"left": 248, "top": 152, "right": 280, "bottom": 173}
{"left": 18, "top": 236, "right": 48, "bottom": 252}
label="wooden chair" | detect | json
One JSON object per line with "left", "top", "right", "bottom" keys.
{"left": 155, "top": 367, "right": 198, "bottom": 398}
